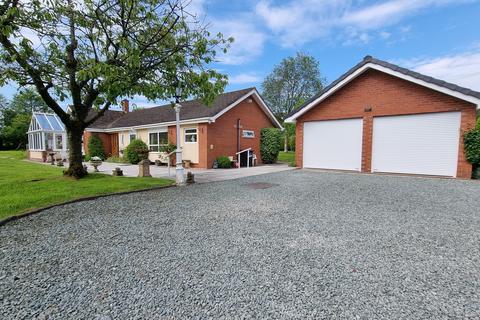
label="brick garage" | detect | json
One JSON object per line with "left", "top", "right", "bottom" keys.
{"left": 286, "top": 56, "right": 479, "bottom": 179}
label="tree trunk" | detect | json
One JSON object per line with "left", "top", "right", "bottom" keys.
{"left": 64, "top": 126, "right": 87, "bottom": 178}
{"left": 284, "top": 134, "right": 288, "bottom": 152}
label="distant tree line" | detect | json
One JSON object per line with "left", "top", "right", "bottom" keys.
{"left": 0, "top": 88, "right": 49, "bottom": 150}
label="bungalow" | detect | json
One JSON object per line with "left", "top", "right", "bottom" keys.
{"left": 84, "top": 87, "right": 282, "bottom": 168}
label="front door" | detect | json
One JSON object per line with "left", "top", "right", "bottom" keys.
{"left": 111, "top": 133, "right": 119, "bottom": 156}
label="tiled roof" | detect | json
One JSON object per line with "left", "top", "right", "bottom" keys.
{"left": 88, "top": 87, "right": 255, "bottom": 129}
{"left": 287, "top": 55, "right": 480, "bottom": 119}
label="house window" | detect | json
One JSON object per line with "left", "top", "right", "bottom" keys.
{"left": 149, "top": 132, "right": 168, "bottom": 152}
{"left": 242, "top": 130, "right": 255, "bottom": 138}
{"left": 184, "top": 128, "right": 197, "bottom": 143}
{"left": 129, "top": 133, "right": 136, "bottom": 142}
{"left": 54, "top": 134, "right": 63, "bottom": 150}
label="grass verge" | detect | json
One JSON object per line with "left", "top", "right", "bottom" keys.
{"left": 0, "top": 151, "right": 174, "bottom": 221}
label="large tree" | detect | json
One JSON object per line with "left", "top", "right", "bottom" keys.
{"left": 9, "top": 87, "right": 49, "bottom": 114}
{"left": 262, "top": 52, "right": 325, "bottom": 151}
{"left": 0, "top": 0, "right": 231, "bottom": 178}
{"left": 0, "top": 88, "right": 48, "bottom": 149}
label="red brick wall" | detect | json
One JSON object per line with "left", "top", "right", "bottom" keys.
{"left": 83, "top": 131, "right": 113, "bottom": 157}
{"left": 296, "top": 69, "right": 477, "bottom": 179}
{"left": 206, "top": 97, "right": 276, "bottom": 168}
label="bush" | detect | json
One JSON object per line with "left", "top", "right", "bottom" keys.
{"left": 260, "top": 128, "right": 282, "bottom": 164}
{"left": 464, "top": 129, "right": 480, "bottom": 165}
{"left": 124, "top": 139, "right": 149, "bottom": 164}
{"left": 160, "top": 142, "right": 176, "bottom": 154}
{"left": 105, "top": 156, "right": 128, "bottom": 163}
{"left": 216, "top": 155, "right": 231, "bottom": 168}
{"left": 87, "top": 135, "right": 105, "bottom": 160}
{"left": 464, "top": 128, "right": 480, "bottom": 179}
{"left": 83, "top": 154, "right": 91, "bottom": 162}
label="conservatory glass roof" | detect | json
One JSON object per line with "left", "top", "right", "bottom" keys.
{"left": 31, "top": 113, "right": 65, "bottom": 132}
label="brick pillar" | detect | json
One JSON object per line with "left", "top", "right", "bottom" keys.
{"left": 198, "top": 123, "right": 208, "bottom": 168}
{"left": 361, "top": 115, "right": 373, "bottom": 173}
{"left": 457, "top": 108, "right": 476, "bottom": 179}
{"left": 296, "top": 121, "right": 304, "bottom": 167}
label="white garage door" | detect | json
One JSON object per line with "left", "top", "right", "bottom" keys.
{"left": 372, "top": 112, "right": 461, "bottom": 177}
{"left": 303, "top": 118, "right": 363, "bottom": 171}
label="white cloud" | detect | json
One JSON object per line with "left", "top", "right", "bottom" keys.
{"left": 212, "top": 19, "right": 267, "bottom": 65}
{"left": 255, "top": 0, "right": 477, "bottom": 47}
{"left": 397, "top": 51, "right": 480, "bottom": 91}
{"left": 228, "top": 72, "right": 262, "bottom": 85}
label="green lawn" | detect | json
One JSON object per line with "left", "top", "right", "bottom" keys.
{"left": 0, "top": 151, "right": 174, "bottom": 220}
{"left": 278, "top": 151, "right": 295, "bottom": 164}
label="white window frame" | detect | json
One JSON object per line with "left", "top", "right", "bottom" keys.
{"left": 54, "top": 133, "right": 64, "bottom": 150}
{"left": 184, "top": 128, "right": 198, "bottom": 143}
{"left": 242, "top": 130, "right": 255, "bottom": 138}
{"left": 148, "top": 130, "right": 168, "bottom": 152}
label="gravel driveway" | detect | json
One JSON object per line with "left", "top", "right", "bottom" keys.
{"left": 1, "top": 170, "right": 479, "bottom": 319}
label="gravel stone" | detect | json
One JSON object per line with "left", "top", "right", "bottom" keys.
{"left": 1, "top": 170, "right": 479, "bottom": 319}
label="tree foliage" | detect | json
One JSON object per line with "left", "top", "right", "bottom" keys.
{"left": 87, "top": 134, "right": 105, "bottom": 160}
{"left": 464, "top": 129, "right": 480, "bottom": 165}
{"left": 0, "top": 88, "right": 48, "bottom": 149}
{"left": 261, "top": 52, "right": 325, "bottom": 120}
{"left": 260, "top": 128, "right": 282, "bottom": 164}
{"left": 0, "top": 113, "right": 30, "bottom": 149}
{"left": 0, "top": 0, "right": 232, "bottom": 178}
{"left": 8, "top": 88, "right": 49, "bottom": 114}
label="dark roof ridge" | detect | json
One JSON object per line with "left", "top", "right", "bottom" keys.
{"left": 286, "top": 55, "right": 480, "bottom": 119}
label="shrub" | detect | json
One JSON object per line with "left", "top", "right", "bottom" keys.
{"left": 260, "top": 128, "right": 282, "bottom": 164}
{"left": 160, "top": 142, "right": 176, "bottom": 154}
{"left": 464, "top": 128, "right": 480, "bottom": 179}
{"left": 464, "top": 129, "right": 480, "bottom": 165}
{"left": 105, "top": 156, "right": 128, "bottom": 163}
{"left": 87, "top": 135, "right": 105, "bottom": 160}
{"left": 83, "top": 154, "right": 91, "bottom": 162}
{"left": 124, "top": 139, "right": 149, "bottom": 164}
{"left": 216, "top": 155, "right": 232, "bottom": 168}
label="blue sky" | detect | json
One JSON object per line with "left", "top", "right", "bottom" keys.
{"left": 1, "top": 0, "right": 480, "bottom": 109}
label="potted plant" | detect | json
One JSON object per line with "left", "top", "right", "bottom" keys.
{"left": 90, "top": 156, "right": 103, "bottom": 172}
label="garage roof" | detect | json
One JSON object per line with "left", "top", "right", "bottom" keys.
{"left": 286, "top": 55, "right": 480, "bottom": 122}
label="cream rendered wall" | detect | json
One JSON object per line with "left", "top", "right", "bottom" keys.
{"left": 180, "top": 124, "right": 199, "bottom": 163}
{"left": 28, "top": 151, "right": 44, "bottom": 161}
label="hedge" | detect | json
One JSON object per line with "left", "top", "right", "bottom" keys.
{"left": 124, "top": 139, "right": 149, "bottom": 164}
{"left": 87, "top": 135, "right": 105, "bottom": 160}
{"left": 260, "top": 128, "right": 282, "bottom": 164}
{"left": 464, "top": 128, "right": 480, "bottom": 165}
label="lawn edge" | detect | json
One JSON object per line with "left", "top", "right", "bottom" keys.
{"left": 0, "top": 183, "right": 175, "bottom": 227}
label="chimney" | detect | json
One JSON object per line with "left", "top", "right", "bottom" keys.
{"left": 121, "top": 99, "right": 129, "bottom": 113}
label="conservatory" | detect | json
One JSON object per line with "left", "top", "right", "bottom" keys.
{"left": 27, "top": 112, "right": 68, "bottom": 162}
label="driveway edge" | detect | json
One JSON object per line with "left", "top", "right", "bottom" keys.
{"left": 0, "top": 184, "right": 176, "bottom": 227}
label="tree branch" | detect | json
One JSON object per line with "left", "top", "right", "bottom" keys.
{"left": 84, "top": 101, "right": 111, "bottom": 128}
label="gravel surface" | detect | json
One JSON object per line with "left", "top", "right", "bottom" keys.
{"left": 1, "top": 170, "right": 479, "bottom": 319}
